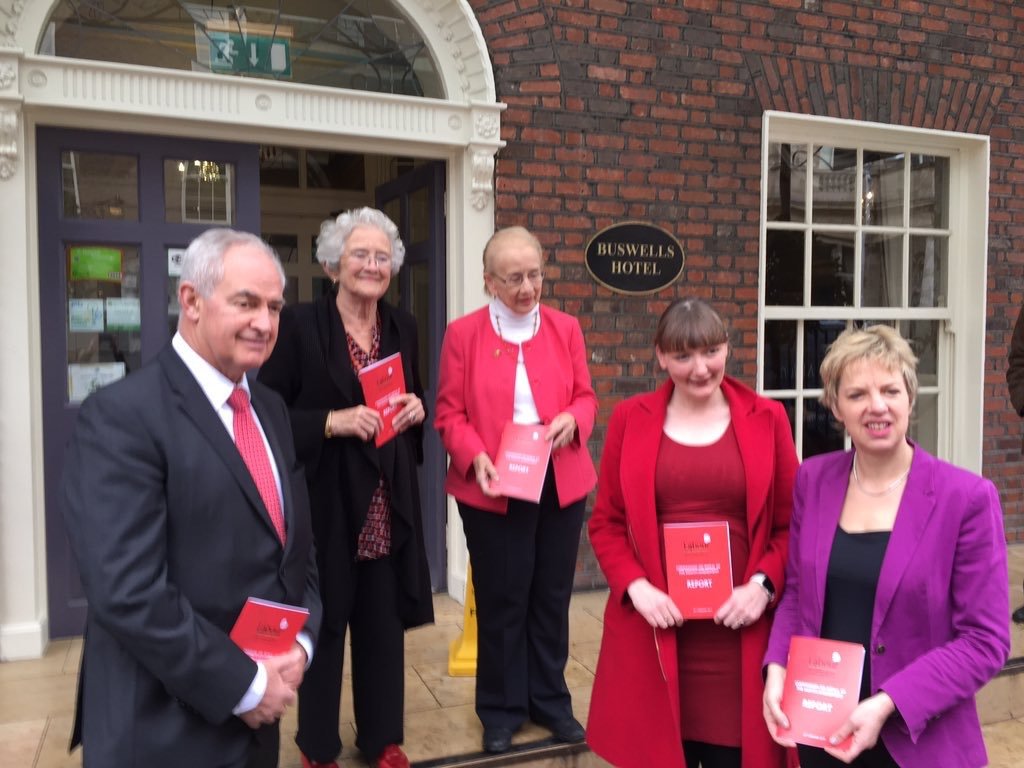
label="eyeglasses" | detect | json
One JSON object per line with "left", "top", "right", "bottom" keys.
{"left": 490, "top": 270, "right": 544, "bottom": 289}
{"left": 347, "top": 249, "right": 392, "bottom": 268}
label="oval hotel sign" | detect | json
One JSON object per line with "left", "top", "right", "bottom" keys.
{"left": 585, "top": 222, "right": 685, "bottom": 295}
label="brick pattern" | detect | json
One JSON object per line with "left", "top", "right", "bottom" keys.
{"left": 468, "top": 0, "right": 1024, "bottom": 585}
{"left": 747, "top": 56, "right": 1004, "bottom": 132}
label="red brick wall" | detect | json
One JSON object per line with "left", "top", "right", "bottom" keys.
{"left": 468, "top": 0, "right": 1024, "bottom": 586}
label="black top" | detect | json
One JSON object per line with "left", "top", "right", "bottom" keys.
{"left": 257, "top": 293, "right": 434, "bottom": 631}
{"left": 821, "top": 527, "right": 891, "bottom": 700}
{"left": 799, "top": 527, "right": 900, "bottom": 768}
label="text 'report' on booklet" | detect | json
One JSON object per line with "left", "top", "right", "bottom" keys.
{"left": 357, "top": 351, "right": 406, "bottom": 447}
{"left": 663, "top": 520, "right": 733, "bottom": 619}
{"left": 779, "top": 635, "right": 865, "bottom": 750}
{"left": 491, "top": 422, "right": 553, "bottom": 503}
{"left": 230, "top": 596, "right": 309, "bottom": 662}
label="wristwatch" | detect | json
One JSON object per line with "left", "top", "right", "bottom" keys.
{"left": 751, "top": 572, "right": 776, "bottom": 602}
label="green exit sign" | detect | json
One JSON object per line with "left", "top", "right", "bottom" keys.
{"left": 208, "top": 32, "right": 291, "bottom": 77}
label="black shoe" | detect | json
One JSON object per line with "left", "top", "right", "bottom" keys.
{"left": 544, "top": 717, "right": 585, "bottom": 744}
{"left": 482, "top": 727, "right": 514, "bottom": 753}
{"left": 1013, "top": 605, "right": 1024, "bottom": 624}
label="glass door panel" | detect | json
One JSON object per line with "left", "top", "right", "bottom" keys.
{"left": 61, "top": 150, "right": 139, "bottom": 221}
{"left": 39, "top": 127, "right": 260, "bottom": 637}
{"left": 65, "top": 243, "right": 142, "bottom": 402}
{"left": 164, "top": 158, "right": 236, "bottom": 224}
{"left": 409, "top": 261, "right": 430, "bottom": 387}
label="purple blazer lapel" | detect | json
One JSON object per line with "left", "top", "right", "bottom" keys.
{"left": 809, "top": 452, "right": 854, "bottom": 626}
{"left": 873, "top": 446, "right": 935, "bottom": 633}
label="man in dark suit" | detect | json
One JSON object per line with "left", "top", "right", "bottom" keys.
{"left": 62, "top": 228, "right": 322, "bottom": 767}
{"left": 1007, "top": 308, "right": 1024, "bottom": 624}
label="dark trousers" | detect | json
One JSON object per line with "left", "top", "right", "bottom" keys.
{"left": 242, "top": 725, "right": 280, "bottom": 768}
{"left": 295, "top": 555, "right": 405, "bottom": 762}
{"left": 458, "top": 469, "right": 586, "bottom": 731}
{"left": 683, "top": 740, "right": 741, "bottom": 768}
{"left": 798, "top": 742, "right": 900, "bottom": 768}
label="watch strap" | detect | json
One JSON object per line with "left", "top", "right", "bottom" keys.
{"left": 752, "top": 572, "right": 776, "bottom": 601}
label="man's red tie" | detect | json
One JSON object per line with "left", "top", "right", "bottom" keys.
{"left": 227, "top": 388, "right": 286, "bottom": 545}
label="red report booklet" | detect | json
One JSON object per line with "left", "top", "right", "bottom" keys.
{"left": 662, "top": 520, "right": 733, "bottom": 619}
{"left": 358, "top": 351, "right": 406, "bottom": 447}
{"left": 779, "top": 635, "right": 866, "bottom": 750}
{"left": 490, "top": 422, "right": 553, "bottom": 503}
{"left": 229, "top": 596, "right": 309, "bottom": 662}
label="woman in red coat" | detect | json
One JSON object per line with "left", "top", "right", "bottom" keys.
{"left": 587, "top": 298, "right": 798, "bottom": 768}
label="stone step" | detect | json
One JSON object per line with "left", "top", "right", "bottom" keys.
{"left": 411, "top": 741, "right": 602, "bottom": 768}
{"left": 979, "top": 655, "right": 1024, "bottom": 726}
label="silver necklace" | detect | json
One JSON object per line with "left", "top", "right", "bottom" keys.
{"left": 851, "top": 456, "right": 910, "bottom": 497}
{"left": 494, "top": 311, "right": 539, "bottom": 350}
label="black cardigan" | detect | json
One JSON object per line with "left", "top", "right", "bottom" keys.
{"left": 258, "top": 292, "right": 434, "bottom": 631}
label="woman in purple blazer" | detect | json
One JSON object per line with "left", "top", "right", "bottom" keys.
{"left": 763, "top": 325, "right": 1009, "bottom": 768}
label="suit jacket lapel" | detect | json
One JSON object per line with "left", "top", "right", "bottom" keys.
{"left": 620, "top": 383, "right": 671, "bottom": 587}
{"left": 725, "top": 386, "right": 772, "bottom": 554}
{"left": 323, "top": 293, "right": 385, "bottom": 474}
{"left": 320, "top": 294, "right": 363, "bottom": 405}
{"left": 378, "top": 301, "right": 402, "bottom": 359}
{"left": 527, "top": 307, "right": 559, "bottom": 420}
{"left": 376, "top": 305, "right": 403, "bottom": 468}
{"left": 873, "top": 446, "right": 933, "bottom": 632}
{"left": 159, "top": 346, "right": 283, "bottom": 545}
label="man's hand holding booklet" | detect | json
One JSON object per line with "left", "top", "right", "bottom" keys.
{"left": 230, "top": 596, "right": 309, "bottom": 662}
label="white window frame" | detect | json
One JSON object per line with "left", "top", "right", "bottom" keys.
{"left": 758, "top": 111, "right": 989, "bottom": 472}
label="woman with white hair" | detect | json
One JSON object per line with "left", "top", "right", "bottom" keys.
{"left": 259, "top": 207, "right": 434, "bottom": 768}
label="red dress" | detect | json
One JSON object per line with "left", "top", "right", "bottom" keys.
{"left": 656, "top": 424, "right": 748, "bottom": 747}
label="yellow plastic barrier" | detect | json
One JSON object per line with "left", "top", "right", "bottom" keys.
{"left": 448, "top": 563, "right": 478, "bottom": 676}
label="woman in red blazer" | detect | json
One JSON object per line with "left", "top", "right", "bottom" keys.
{"left": 434, "top": 226, "right": 597, "bottom": 754}
{"left": 587, "top": 298, "right": 798, "bottom": 768}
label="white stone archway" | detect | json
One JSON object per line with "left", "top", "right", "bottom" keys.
{"left": 0, "top": 0, "right": 500, "bottom": 659}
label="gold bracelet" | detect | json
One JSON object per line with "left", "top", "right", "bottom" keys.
{"left": 324, "top": 410, "right": 333, "bottom": 439}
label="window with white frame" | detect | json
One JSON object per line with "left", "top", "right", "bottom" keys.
{"left": 758, "top": 113, "right": 989, "bottom": 469}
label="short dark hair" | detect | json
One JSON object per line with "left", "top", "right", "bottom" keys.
{"left": 654, "top": 298, "right": 729, "bottom": 353}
